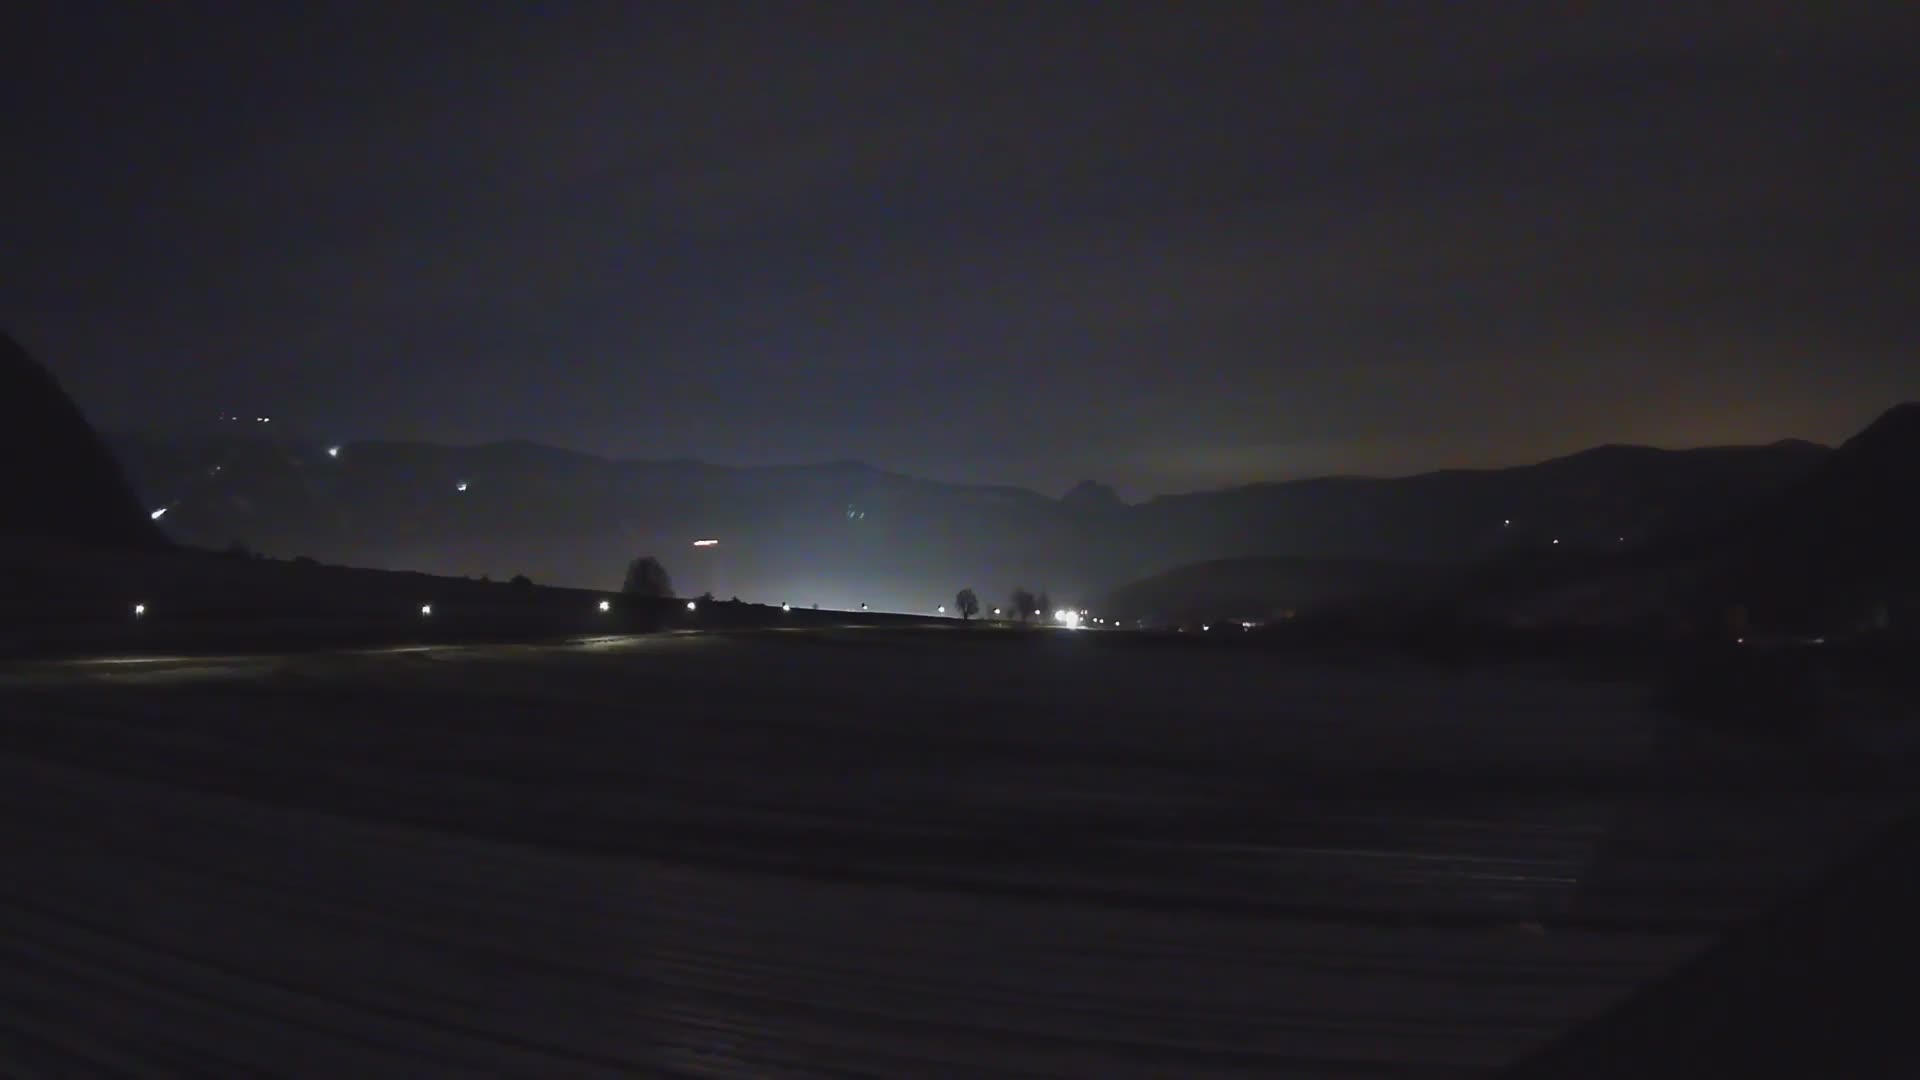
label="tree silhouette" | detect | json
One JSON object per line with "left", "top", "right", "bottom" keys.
{"left": 955, "top": 587, "right": 979, "bottom": 621}
{"left": 622, "top": 556, "right": 674, "bottom": 598}
{"left": 1037, "top": 591, "right": 1052, "bottom": 620}
{"left": 1010, "top": 587, "right": 1037, "bottom": 623}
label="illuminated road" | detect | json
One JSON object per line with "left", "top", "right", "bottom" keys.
{"left": 0, "top": 633, "right": 1902, "bottom": 1075}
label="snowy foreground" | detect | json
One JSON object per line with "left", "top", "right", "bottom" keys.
{"left": 0, "top": 629, "right": 1904, "bottom": 1076}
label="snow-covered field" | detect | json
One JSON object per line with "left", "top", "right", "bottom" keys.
{"left": 0, "top": 629, "right": 1905, "bottom": 1075}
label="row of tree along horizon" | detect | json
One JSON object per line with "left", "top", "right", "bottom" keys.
{"left": 623, "top": 555, "right": 1060, "bottom": 622}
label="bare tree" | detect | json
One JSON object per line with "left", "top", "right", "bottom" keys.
{"left": 1010, "top": 587, "right": 1037, "bottom": 623}
{"left": 955, "top": 587, "right": 979, "bottom": 621}
{"left": 622, "top": 556, "right": 674, "bottom": 598}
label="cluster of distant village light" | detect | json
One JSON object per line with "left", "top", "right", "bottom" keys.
{"left": 127, "top": 596, "right": 1121, "bottom": 627}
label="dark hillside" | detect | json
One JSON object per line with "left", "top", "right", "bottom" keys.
{"left": 0, "top": 331, "right": 165, "bottom": 549}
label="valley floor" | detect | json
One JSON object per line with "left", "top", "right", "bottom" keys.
{"left": 0, "top": 629, "right": 1908, "bottom": 1076}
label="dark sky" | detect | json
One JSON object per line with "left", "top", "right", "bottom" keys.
{"left": 6, "top": 2, "right": 1917, "bottom": 496}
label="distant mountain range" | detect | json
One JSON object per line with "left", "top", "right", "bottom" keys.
{"left": 105, "top": 424, "right": 1832, "bottom": 615}
{"left": 1384, "top": 402, "right": 1920, "bottom": 636}
{"left": 12, "top": 326, "right": 1903, "bottom": 636}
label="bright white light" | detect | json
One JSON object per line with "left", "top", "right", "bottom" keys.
{"left": 860, "top": 603, "right": 869, "bottom": 610}
{"left": 456, "top": 481, "right": 469, "bottom": 492}
{"left": 262, "top": 417, "right": 271, "bottom": 423}
{"left": 597, "top": 599, "right": 611, "bottom": 613}
{"left": 1202, "top": 624, "right": 1211, "bottom": 632}
{"left": 327, "top": 446, "right": 341, "bottom": 458}
{"left": 937, "top": 605, "right": 946, "bottom": 614}
{"left": 1503, "top": 519, "right": 1512, "bottom": 527}
{"left": 420, "top": 604, "right": 433, "bottom": 617}
{"left": 1054, "top": 609, "right": 1081, "bottom": 629}
{"left": 992, "top": 607, "right": 1001, "bottom": 616}
{"left": 1034, "top": 610, "right": 1042, "bottom": 617}
{"left": 1241, "top": 621, "right": 1255, "bottom": 630}
{"left": 692, "top": 538, "right": 719, "bottom": 547}
{"left": 149, "top": 507, "right": 168, "bottom": 520}
{"left": 132, "top": 603, "right": 146, "bottom": 618}
{"left": 1551, "top": 538, "right": 1560, "bottom": 545}
{"left": 686, "top": 600, "right": 697, "bottom": 611}
{"left": 781, "top": 603, "right": 791, "bottom": 612}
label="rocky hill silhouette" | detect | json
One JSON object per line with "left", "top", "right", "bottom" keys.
{"left": 1753, "top": 403, "right": 1920, "bottom": 561}
{"left": 1717, "top": 402, "right": 1920, "bottom": 626}
{"left": 0, "top": 331, "right": 164, "bottom": 549}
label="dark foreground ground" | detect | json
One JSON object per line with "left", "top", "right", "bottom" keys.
{"left": 0, "top": 627, "right": 1912, "bottom": 1076}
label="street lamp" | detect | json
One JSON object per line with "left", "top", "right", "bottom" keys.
{"left": 686, "top": 600, "right": 697, "bottom": 611}
{"left": 420, "top": 604, "right": 433, "bottom": 617}
{"left": 597, "top": 599, "right": 611, "bottom": 613}
{"left": 327, "top": 446, "right": 341, "bottom": 458}
{"left": 132, "top": 602, "right": 146, "bottom": 619}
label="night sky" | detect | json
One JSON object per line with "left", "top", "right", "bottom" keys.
{"left": 7, "top": 2, "right": 1916, "bottom": 496}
